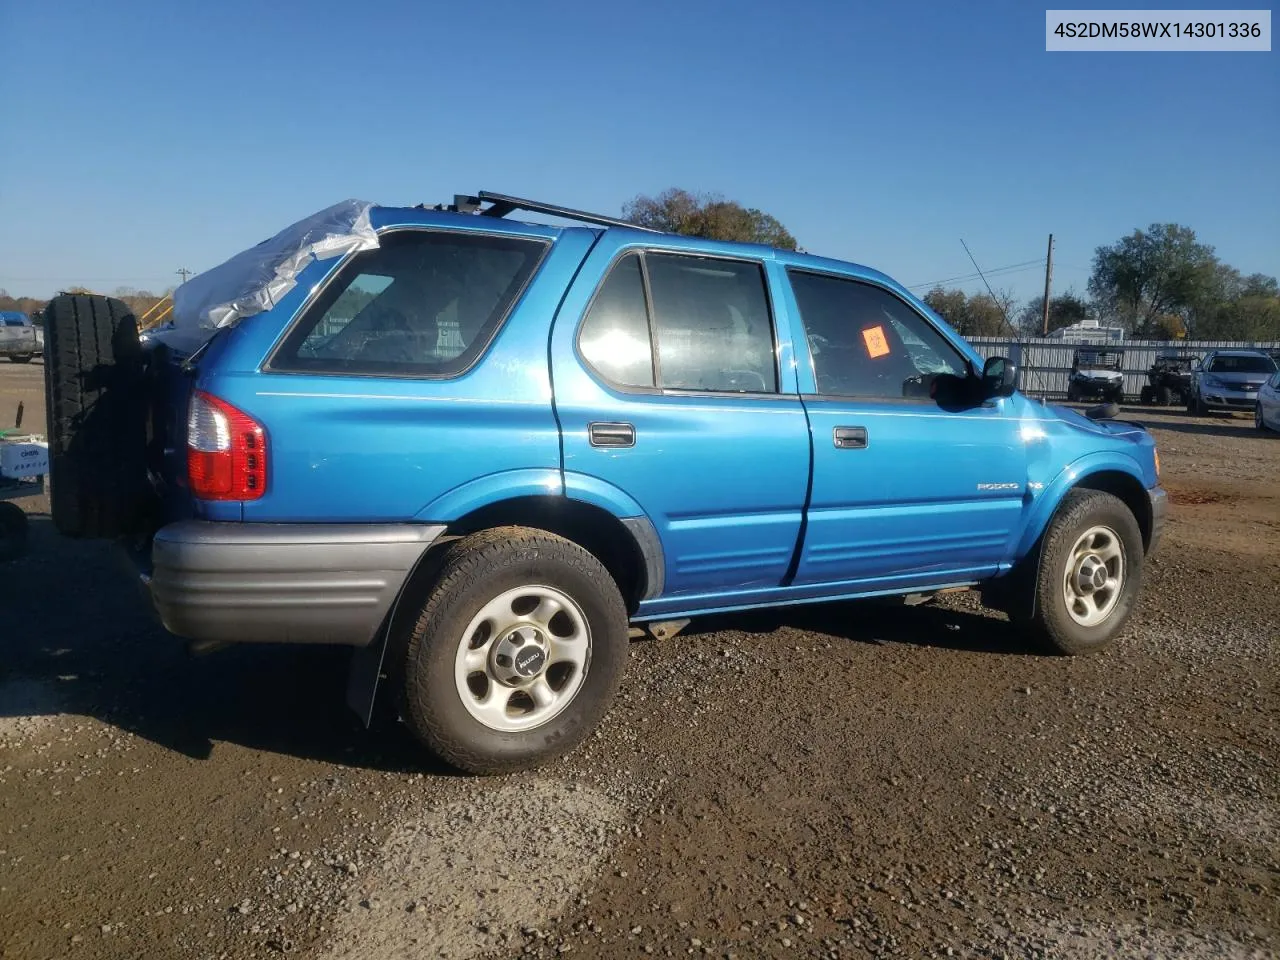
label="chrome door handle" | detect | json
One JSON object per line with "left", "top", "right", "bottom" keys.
{"left": 588, "top": 422, "right": 636, "bottom": 448}
{"left": 833, "top": 426, "right": 868, "bottom": 449}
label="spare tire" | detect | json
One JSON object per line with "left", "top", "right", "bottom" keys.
{"left": 43, "top": 294, "right": 153, "bottom": 539}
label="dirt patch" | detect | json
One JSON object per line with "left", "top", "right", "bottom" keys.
{"left": 1170, "top": 490, "right": 1229, "bottom": 505}
{"left": 321, "top": 778, "right": 627, "bottom": 960}
{"left": 995, "top": 919, "right": 1276, "bottom": 959}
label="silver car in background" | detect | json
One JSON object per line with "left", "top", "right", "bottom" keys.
{"left": 0, "top": 312, "right": 38, "bottom": 363}
{"left": 1188, "top": 349, "right": 1278, "bottom": 416}
{"left": 1257, "top": 369, "right": 1280, "bottom": 432}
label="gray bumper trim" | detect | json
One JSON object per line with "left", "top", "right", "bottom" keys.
{"left": 1147, "top": 486, "right": 1167, "bottom": 556}
{"left": 149, "top": 521, "right": 446, "bottom": 646}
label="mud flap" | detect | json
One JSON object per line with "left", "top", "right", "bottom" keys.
{"left": 346, "top": 630, "right": 388, "bottom": 729}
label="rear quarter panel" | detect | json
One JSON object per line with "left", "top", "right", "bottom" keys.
{"left": 193, "top": 220, "right": 598, "bottom": 523}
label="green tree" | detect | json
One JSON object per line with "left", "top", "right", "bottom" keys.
{"left": 922, "top": 286, "right": 1016, "bottom": 338}
{"left": 1017, "top": 291, "right": 1091, "bottom": 336}
{"left": 622, "top": 188, "right": 799, "bottom": 250}
{"left": 1087, "top": 224, "right": 1220, "bottom": 336}
{"left": 922, "top": 287, "right": 968, "bottom": 329}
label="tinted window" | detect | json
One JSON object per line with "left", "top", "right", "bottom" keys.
{"left": 272, "top": 230, "right": 547, "bottom": 376}
{"left": 787, "top": 270, "right": 967, "bottom": 399}
{"left": 646, "top": 253, "right": 777, "bottom": 393}
{"left": 1207, "top": 354, "right": 1276, "bottom": 374}
{"left": 578, "top": 254, "right": 655, "bottom": 388}
{"left": 3, "top": 318, "right": 27, "bottom": 327}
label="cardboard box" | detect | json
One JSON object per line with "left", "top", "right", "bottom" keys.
{"left": 0, "top": 440, "right": 49, "bottom": 479}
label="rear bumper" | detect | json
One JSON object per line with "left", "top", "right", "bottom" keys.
{"left": 143, "top": 521, "right": 446, "bottom": 646}
{"left": 1147, "top": 486, "right": 1168, "bottom": 556}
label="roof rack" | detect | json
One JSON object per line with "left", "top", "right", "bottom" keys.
{"left": 426, "top": 190, "right": 663, "bottom": 233}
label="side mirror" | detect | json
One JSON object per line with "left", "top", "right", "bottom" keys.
{"left": 982, "top": 355, "right": 1018, "bottom": 398}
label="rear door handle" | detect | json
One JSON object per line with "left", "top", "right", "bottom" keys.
{"left": 589, "top": 422, "right": 636, "bottom": 448}
{"left": 833, "top": 426, "right": 868, "bottom": 449}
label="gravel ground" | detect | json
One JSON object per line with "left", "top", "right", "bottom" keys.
{"left": 0, "top": 358, "right": 1276, "bottom": 960}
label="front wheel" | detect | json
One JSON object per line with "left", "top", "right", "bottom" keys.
{"left": 1257, "top": 403, "right": 1269, "bottom": 432}
{"left": 7, "top": 354, "right": 33, "bottom": 364}
{"left": 395, "top": 526, "right": 630, "bottom": 775}
{"left": 1012, "top": 489, "right": 1144, "bottom": 656}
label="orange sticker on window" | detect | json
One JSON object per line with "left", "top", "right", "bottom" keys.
{"left": 862, "top": 325, "right": 890, "bottom": 358}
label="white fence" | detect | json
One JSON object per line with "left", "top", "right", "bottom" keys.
{"left": 966, "top": 337, "right": 1280, "bottom": 400}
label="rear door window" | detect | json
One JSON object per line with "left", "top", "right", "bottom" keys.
{"left": 646, "top": 253, "right": 778, "bottom": 394}
{"left": 271, "top": 230, "right": 548, "bottom": 377}
{"left": 576, "top": 251, "right": 779, "bottom": 395}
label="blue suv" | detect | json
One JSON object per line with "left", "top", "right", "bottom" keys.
{"left": 40, "top": 192, "right": 1167, "bottom": 774}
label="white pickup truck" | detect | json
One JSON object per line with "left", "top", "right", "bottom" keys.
{"left": 0, "top": 312, "right": 39, "bottom": 363}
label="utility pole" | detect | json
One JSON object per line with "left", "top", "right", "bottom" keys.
{"left": 176, "top": 267, "right": 193, "bottom": 286}
{"left": 1040, "top": 234, "right": 1054, "bottom": 336}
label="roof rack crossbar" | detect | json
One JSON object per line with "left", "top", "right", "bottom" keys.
{"left": 461, "top": 190, "right": 662, "bottom": 233}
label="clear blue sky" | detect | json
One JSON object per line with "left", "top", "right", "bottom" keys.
{"left": 2, "top": 0, "right": 1277, "bottom": 305}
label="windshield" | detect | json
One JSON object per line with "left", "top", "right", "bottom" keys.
{"left": 1207, "top": 355, "right": 1276, "bottom": 374}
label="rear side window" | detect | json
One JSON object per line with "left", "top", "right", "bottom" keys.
{"left": 271, "top": 230, "right": 548, "bottom": 377}
{"left": 787, "top": 269, "right": 967, "bottom": 400}
{"left": 3, "top": 318, "right": 27, "bottom": 327}
{"left": 577, "top": 250, "right": 778, "bottom": 395}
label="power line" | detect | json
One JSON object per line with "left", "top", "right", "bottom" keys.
{"left": 906, "top": 258, "right": 1046, "bottom": 291}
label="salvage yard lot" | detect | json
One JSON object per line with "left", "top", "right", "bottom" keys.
{"left": 1, "top": 359, "right": 1276, "bottom": 960}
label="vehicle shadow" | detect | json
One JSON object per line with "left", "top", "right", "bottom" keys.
{"left": 673, "top": 593, "right": 1032, "bottom": 657}
{"left": 0, "top": 515, "right": 455, "bottom": 775}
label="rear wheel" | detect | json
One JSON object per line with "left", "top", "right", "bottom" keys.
{"left": 1139, "top": 386, "right": 1153, "bottom": 405}
{"left": 8, "top": 354, "right": 33, "bottom": 364}
{"left": 1155, "top": 385, "right": 1171, "bottom": 406}
{"left": 1010, "top": 489, "right": 1144, "bottom": 656}
{"left": 395, "top": 526, "right": 630, "bottom": 775}
{"left": 42, "top": 294, "right": 152, "bottom": 539}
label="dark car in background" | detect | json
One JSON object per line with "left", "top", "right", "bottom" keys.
{"left": 1139, "top": 350, "right": 1199, "bottom": 407}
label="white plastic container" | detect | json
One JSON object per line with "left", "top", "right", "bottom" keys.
{"left": 0, "top": 439, "right": 49, "bottom": 479}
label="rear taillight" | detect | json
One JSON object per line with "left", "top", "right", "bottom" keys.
{"left": 186, "top": 390, "right": 267, "bottom": 501}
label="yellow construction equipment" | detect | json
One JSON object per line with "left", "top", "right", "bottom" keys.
{"left": 137, "top": 296, "right": 174, "bottom": 332}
